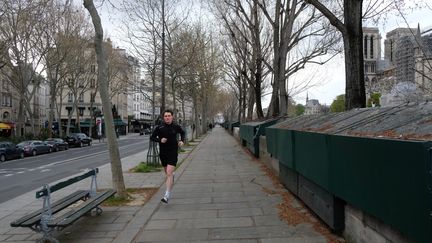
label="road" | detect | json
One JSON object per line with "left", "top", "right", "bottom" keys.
{"left": 0, "top": 135, "right": 149, "bottom": 204}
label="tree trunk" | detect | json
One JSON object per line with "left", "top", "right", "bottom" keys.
{"left": 278, "top": 52, "right": 288, "bottom": 116}
{"left": 171, "top": 77, "right": 176, "bottom": 114}
{"left": 247, "top": 87, "right": 255, "bottom": 120}
{"left": 192, "top": 93, "right": 199, "bottom": 139}
{"left": 343, "top": 0, "right": 365, "bottom": 109}
{"left": 57, "top": 88, "right": 64, "bottom": 138}
{"left": 66, "top": 105, "right": 75, "bottom": 136}
{"left": 17, "top": 97, "right": 25, "bottom": 137}
{"left": 76, "top": 106, "right": 81, "bottom": 132}
{"left": 252, "top": 0, "right": 264, "bottom": 119}
{"left": 269, "top": 0, "right": 281, "bottom": 117}
{"left": 306, "top": 0, "right": 366, "bottom": 110}
{"left": 84, "top": 0, "right": 126, "bottom": 198}
{"left": 48, "top": 93, "right": 56, "bottom": 138}
{"left": 241, "top": 79, "right": 247, "bottom": 122}
{"left": 254, "top": 50, "right": 264, "bottom": 118}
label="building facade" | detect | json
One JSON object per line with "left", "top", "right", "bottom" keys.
{"left": 363, "top": 27, "right": 382, "bottom": 99}
{"left": 304, "top": 94, "right": 322, "bottom": 115}
{"left": 56, "top": 41, "right": 131, "bottom": 136}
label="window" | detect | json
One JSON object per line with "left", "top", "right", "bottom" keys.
{"left": 370, "top": 36, "right": 374, "bottom": 58}
{"left": 78, "top": 93, "right": 84, "bottom": 102}
{"left": 364, "top": 35, "right": 368, "bottom": 58}
{"left": 68, "top": 93, "right": 73, "bottom": 102}
{"left": 390, "top": 40, "right": 394, "bottom": 62}
{"left": 2, "top": 94, "right": 12, "bottom": 107}
{"left": 79, "top": 108, "right": 84, "bottom": 116}
{"left": 91, "top": 65, "right": 96, "bottom": 73}
{"left": 2, "top": 80, "right": 7, "bottom": 90}
{"left": 90, "top": 79, "right": 95, "bottom": 88}
{"left": 90, "top": 93, "right": 95, "bottom": 103}
{"left": 371, "top": 63, "right": 376, "bottom": 73}
{"left": 79, "top": 79, "right": 84, "bottom": 88}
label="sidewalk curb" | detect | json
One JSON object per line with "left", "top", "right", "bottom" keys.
{"left": 114, "top": 134, "right": 209, "bottom": 243}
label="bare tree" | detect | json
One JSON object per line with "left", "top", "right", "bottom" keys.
{"left": 211, "top": 0, "right": 271, "bottom": 120}
{"left": 61, "top": 41, "right": 96, "bottom": 136}
{"left": 84, "top": 0, "right": 126, "bottom": 198}
{"left": 304, "top": 0, "right": 405, "bottom": 109}
{"left": 255, "top": 0, "right": 339, "bottom": 116}
{"left": 44, "top": 2, "right": 93, "bottom": 138}
{"left": 120, "top": 0, "right": 187, "bottom": 120}
{"left": 0, "top": 0, "right": 52, "bottom": 136}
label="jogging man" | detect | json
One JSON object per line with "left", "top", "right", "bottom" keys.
{"left": 150, "top": 109, "right": 185, "bottom": 203}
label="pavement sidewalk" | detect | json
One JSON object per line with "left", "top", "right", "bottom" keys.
{"left": 0, "top": 128, "right": 340, "bottom": 242}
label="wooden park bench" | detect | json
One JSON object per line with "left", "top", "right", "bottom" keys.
{"left": 10, "top": 168, "right": 116, "bottom": 243}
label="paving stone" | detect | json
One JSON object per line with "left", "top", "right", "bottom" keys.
{"left": 159, "top": 240, "right": 258, "bottom": 243}
{"left": 82, "top": 223, "right": 126, "bottom": 232}
{"left": 145, "top": 219, "right": 176, "bottom": 229}
{"left": 218, "top": 208, "right": 263, "bottom": 218}
{"left": 163, "top": 202, "right": 250, "bottom": 211}
{"left": 135, "top": 229, "right": 209, "bottom": 242}
{"left": 4, "top": 234, "right": 31, "bottom": 241}
{"left": 113, "top": 215, "right": 134, "bottom": 223}
{"left": 175, "top": 217, "right": 254, "bottom": 229}
{"left": 213, "top": 195, "right": 272, "bottom": 203}
{"left": 152, "top": 209, "right": 217, "bottom": 219}
{"left": 261, "top": 236, "right": 327, "bottom": 243}
{"left": 166, "top": 197, "right": 212, "bottom": 204}
{"left": 253, "top": 215, "right": 288, "bottom": 226}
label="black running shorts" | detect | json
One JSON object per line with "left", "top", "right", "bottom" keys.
{"left": 159, "top": 148, "right": 178, "bottom": 167}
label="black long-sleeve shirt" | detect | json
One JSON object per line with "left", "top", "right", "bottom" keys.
{"left": 150, "top": 122, "right": 185, "bottom": 150}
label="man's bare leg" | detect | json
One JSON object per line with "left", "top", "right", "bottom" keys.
{"left": 166, "top": 164, "right": 175, "bottom": 193}
{"left": 162, "top": 164, "right": 175, "bottom": 203}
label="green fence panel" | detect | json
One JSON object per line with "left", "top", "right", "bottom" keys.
{"left": 240, "top": 124, "right": 255, "bottom": 144}
{"left": 241, "top": 119, "right": 279, "bottom": 157}
{"left": 293, "top": 131, "right": 330, "bottom": 190}
{"left": 266, "top": 127, "right": 295, "bottom": 168}
{"left": 240, "top": 123, "right": 258, "bottom": 156}
{"left": 266, "top": 127, "right": 278, "bottom": 156}
{"left": 266, "top": 128, "right": 432, "bottom": 242}
{"left": 328, "top": 135, "right": 432, "bottom": 243}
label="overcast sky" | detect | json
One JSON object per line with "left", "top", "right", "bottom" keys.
{"left": 97, "top": 2, "right": 432, "bottom": 107}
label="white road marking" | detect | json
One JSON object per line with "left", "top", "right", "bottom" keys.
{"left": 40, "top": 169, "right": 51, "bottom": 173}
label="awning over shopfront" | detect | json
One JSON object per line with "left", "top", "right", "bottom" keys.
{"left": 0, "top": 122, "right": 11, "bottom": 129}
{"left": 113, "top": 119, "right": 127, "bottom": 126}
{"left": 80, "top": 119, "right": 95, "bottom": 128}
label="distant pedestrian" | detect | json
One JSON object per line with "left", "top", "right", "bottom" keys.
{"left": 150, "top": 109, "right": 185, "bottom": 203}
{"left": 192, "top": 123, "right": 196, "bottom": 138}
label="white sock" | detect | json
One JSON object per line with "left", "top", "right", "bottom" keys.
{"left": 164, "top": 191, "right": 170, "bottom": 198}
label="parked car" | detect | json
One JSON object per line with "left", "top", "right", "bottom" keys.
{"left": 143, "top": 128, "right": 152, "bottom": 135}
{"left": 16, "top": 140, "right": 52, "bottom": 156}
{"left": 66, "top": 133, "right": 92, "bottom": 147}
{"left": 44, "top": 138, "right": 69, "bottom": 152}
{"left": 0, "top": 142, "right": 24, "bottom": 162}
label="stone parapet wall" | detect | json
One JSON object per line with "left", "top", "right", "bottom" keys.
{"left": 344, "top": 205, "right": 413, "bottom": 243}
